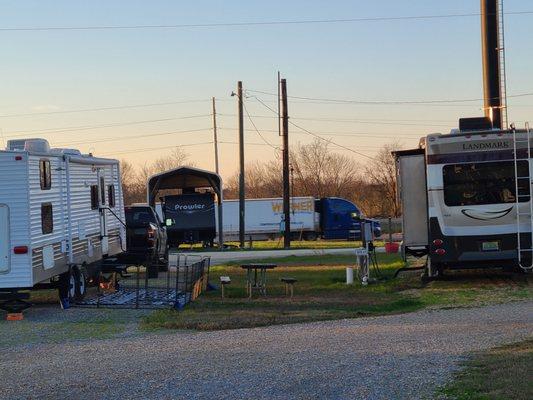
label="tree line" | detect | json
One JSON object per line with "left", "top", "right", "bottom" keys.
{"left": 121, "top": 139, "right": 401, "bottom": 218}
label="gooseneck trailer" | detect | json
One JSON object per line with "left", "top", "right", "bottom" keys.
{"left": 0, "top": 138, "right": 125, "bottom": 310}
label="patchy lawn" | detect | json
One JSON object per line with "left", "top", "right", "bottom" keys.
{"left": 142, "top": 254, "right": 532, "bottom": 331}
{"left": 176, "top": 239, "right": 386, "bottom": 251}
{"left": 438, "top": 339, "right": 533, "bottom": 400}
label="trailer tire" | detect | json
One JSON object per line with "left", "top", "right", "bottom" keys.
{"left": 73, "top": 266, "right": 87, "bottom": 301}
{"left": 58, "top": 269, "right": 76, "bottom": 302}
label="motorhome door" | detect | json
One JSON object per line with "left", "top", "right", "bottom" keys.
{"left": 0, "top": 205, "right": 9, "bottom": 273}
{"left": 97, "top": 171, "right": 109, "bottom": 255}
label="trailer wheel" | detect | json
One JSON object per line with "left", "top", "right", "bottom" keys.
{"left": 73, "top": 266, "right": 87, "bottom": 301}
{"left": 58, "top": 269, "right": 76, "bottom": 302}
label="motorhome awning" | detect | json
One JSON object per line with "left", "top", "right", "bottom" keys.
{"left": 147, "top": 166, "right": 224, "bottom": 248}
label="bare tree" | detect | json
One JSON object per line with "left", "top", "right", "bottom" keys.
{"left": 291, "top": 139, "right": 361, "bottom": 200}
{"left": 139, "top": 147, "right": 193, "bottom": 183}
{"left": 363, "top": 142, "right": 403, "bottom": 217}
{"left": 120, "top": 147, "right": 194, "bottom": 205}
{"left": 120, "top": 160, "right": 145, "bottom": 205}
{"left": 224, "top": 139, "right": 363, "bottom": 204}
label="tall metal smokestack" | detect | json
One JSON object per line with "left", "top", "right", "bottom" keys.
{"left": 480, "top": 0, "right": 503, "bottom": 129}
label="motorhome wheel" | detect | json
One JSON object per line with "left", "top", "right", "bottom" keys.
{"left": 73, "top": 267, "right": 87, "bottom": 301}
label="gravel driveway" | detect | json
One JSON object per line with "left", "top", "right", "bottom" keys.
{"left": 1, "top": 301, "right": 531, "bottom": 400}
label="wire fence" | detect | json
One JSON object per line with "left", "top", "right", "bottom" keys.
{"left": 76, "top": 253, "right": 210, "bottom": 309}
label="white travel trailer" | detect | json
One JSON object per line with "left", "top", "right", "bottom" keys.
{"left": 395, "top": 124, "right": 532, "bottom": 277}
{"left": 0, "top": 138, "right": 125, "bottom": 308}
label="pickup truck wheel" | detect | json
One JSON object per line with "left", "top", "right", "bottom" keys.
{"left": 158, "top": 248, "right": 169, "bottom": 272}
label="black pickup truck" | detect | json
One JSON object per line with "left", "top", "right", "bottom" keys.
{"left": 122, "top": 205, "right": 168, "bottom": 265}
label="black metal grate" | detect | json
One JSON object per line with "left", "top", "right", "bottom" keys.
{"left": 76, "top": 254, "right": 210, "bottom": 309}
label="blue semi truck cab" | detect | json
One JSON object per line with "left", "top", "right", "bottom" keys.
{"left": 316, "top": 197, "right": 381, "bottom": 240}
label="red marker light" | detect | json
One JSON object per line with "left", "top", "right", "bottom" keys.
{"left": 13, "top": 246, "right": 28, "bottom": 254}
{"left": 433, "top": 239, "right": 443, "bottom": 246}
{"left": 15, "top": 156, "right": 22, "bottom": 161}
{"left": 435, "top": 248, "right": 446, "bottom": 256}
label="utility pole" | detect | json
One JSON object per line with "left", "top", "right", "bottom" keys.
{"left": 238, "top": 81, "right": 245, "bottom": 248}
{"left": 212, "top": 97, "right": 219, "bottom": 175}
{"left": 281, "top": 78, "right": 291, "bottom": 249}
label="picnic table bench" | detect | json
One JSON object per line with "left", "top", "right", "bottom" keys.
{"left": 240, "top": 264, "right": 277, "bottom": 298}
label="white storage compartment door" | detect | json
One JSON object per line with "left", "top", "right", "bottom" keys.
{"left": 0, "top": 204, "right": 9, "bottom": 273}
{"left": 398, "top": 154, "right": 429, "bottom": 247}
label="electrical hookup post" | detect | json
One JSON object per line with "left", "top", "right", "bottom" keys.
{"left": 347, "top": 219, "right": 374, "bottom": 286}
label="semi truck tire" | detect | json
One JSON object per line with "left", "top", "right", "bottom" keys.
{"left": 304, "top": 232, "right": 318, "bottom": 241}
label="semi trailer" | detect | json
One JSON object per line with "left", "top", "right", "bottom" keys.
{"left": 158, "top": 195, "right": 380, "bottom": 246}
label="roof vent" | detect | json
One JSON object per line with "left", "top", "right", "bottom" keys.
{"left": 458, "top": 117, "right": 494, "bottom": 132}
{"left": 50, "top": 148, "right": 82, "bottom": 156}
{"left": 6, "top": 138, "right": 50, "bottom": 153}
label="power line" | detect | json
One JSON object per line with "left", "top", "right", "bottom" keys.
{"left": 0, "top": 99, "right": 211, "bottom": 119}
{"left": 219, "top": 127, "right": 421, "bottom": 140}
{"left": 219, "top": 112, "right": 452, "bottom": 127}
{"left": 3, "top": 114, "right": 212, "bottom": 138}
{"left": 288, "top": 121, "right": 376, "bottom": 160}
{"left": 1, "top": 11, "right": 532, "bottom": 31}
{"left": 252, "top": 96, "right": 375, "bottom": 160}
{"left": 219, "top": 141, "right": 281, "bottom": 147}
{"left": 99, "top": 141, "right": 214, "bottom": 156}
{"left": 247, "top": 89, "right": 533, "bottom": 105}
{"left": 53, "top": 128, "right": 212, "bottom": 147}
{"left": 242, "top": 102, "right": 279, "bottom": 150}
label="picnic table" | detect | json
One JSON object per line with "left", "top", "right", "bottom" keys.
{"left": 240, "top": 263, "right": 277, "bottom": 298}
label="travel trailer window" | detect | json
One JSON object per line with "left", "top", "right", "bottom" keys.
{"left": 39, "top": 159, "right": 51, "bottom": 190}
{"left": 443, "top": 161, "right": 530, "bottom": 206}
{"left": 108, "top": 185, "right": 116, "bottom": 208}
{"left": 41, "top": 203, "right": 53, "bottom": 234}
{"left": 90, "top": 185, "right": 99, "bottom": 210}
{"left": 100, "top": 177, "right": 106, "bottom": 205}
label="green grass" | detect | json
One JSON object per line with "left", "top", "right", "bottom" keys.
{"left": 142, "top": 254, "right": 533, "bottom": 331}
{"left": 176, "top": 239, "right": 386, "bottom": 251}
{"left": 438, "top": 339, "right": 533, "bottom": 400}
{"left": 4, "top": 253, "right": 531, "bottom": 345}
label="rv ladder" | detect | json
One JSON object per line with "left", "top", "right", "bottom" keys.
{"left": 513, "top": 122, "right": 533, "bottom": 271}
{"left": 497, "top": 0, "right": 509, "bottom": 129}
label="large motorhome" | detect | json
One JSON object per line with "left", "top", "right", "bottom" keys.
{"left": 0, "top": 138, "right": 125, "bottom": 307}
{"left": 395, "top": 124, "right": 532, "bottom": 276}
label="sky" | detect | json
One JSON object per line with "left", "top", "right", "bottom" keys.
{"left": 0, "top": 0, "right": 532, "bottom": 179}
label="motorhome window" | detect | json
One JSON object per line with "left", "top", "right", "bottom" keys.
{"left": 100, "top": 177, "right": 106, "bottom": 205}
{"left": 90, "top": 185, "right": 99, "bottom": 209}
{"left": 39, "top": 160, "right": 51, "bottom": 190}
{"left": 41, "top": 203, "right": 53, "bottom": 234}
{"left": 443, "top": 161, "right": 530, "bottom": 206}
{"left": 108, "top": 185, "right": 116, "bottom": 208}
